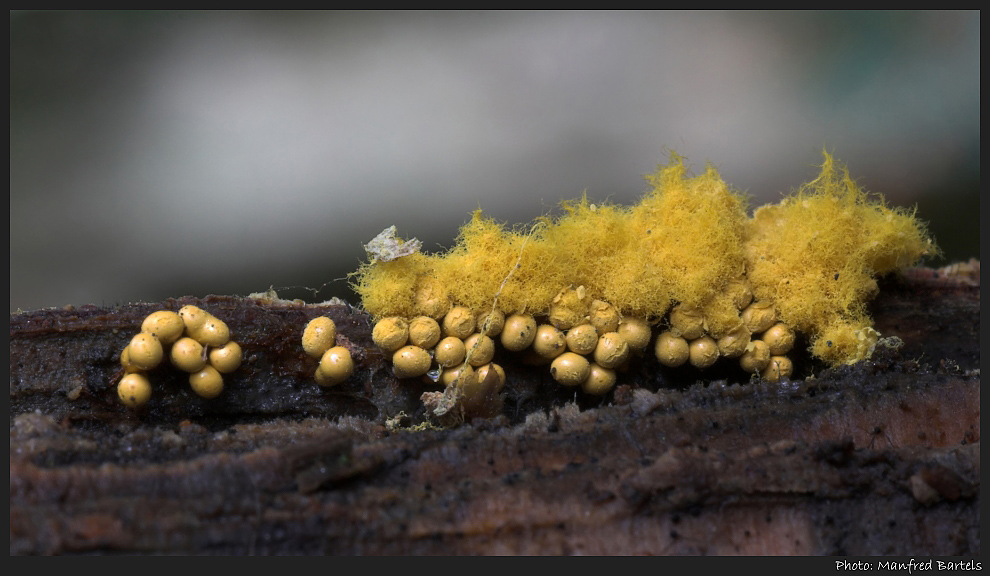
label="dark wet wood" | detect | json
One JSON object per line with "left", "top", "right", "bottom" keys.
{"left": 9, "top": 262, "right": 980, "bottom": 555}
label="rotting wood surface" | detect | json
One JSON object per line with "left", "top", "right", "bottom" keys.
{"left": 9, "top": 261, "right": 980, "bottom": 555}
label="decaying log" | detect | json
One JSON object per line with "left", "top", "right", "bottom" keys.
{"left": 9, "top": 262, "right": 980, "bottom": 555}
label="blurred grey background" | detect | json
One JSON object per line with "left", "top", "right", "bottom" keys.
{"left": 10, "top": 11, "right": 980, "bottom": 313}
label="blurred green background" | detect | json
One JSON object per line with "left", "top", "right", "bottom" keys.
{"left": 10, "top": 11, "right": 979, "bottom": 313}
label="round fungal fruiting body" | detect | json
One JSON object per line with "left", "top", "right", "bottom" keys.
{"left": 434, "top": 336, "right": 467, "bottom": 368}
{"left": 550, "top": 352, "right": 591, "bottom": 387}
{"left": 725, "top": 278, "right": 754, "bottom": 310}
{"left": 392, "top": 345, "right": 431, "bottom": 379}
{"left": 128, "top": 332, "right": 164, "bottom": 370}
{"left": 413, "top": 277, "right": 451, "bottom": 319}
{"left": 189, "top": 365, "right": 224, "bottom": 399}
{"left": 171, "top": 337, "right": 207, "bottom": 373}
{"left": 688, "top": 336, "right": 720, "bottom": 369}
{"left": 501, "top": 314, "right": 537, "bottom": 352}
{"left": 192, "top": 316, "right": 230, "bottom": 348}
{"left": 317, "top": 346, "right": 354, "bottom": 387}
{"left": 588, "top": 300, "right": 620, "bottom": 335}
{"left": 440, "top": 364, "right": 474, "bottom": 388}
{"left": 739, "top": 340, "right": 771, "bottom": 373}
{"left": 594, "top": 332, "right": 630, "bottom": 369}
{"left": 302, "top": 316, "right": 337, "bottom": 358}
{"left": 209, "top": 341, "right": 243, "bottom": 374}
{"left": 617, "top": 317, "right": 652, "bottom": 352}
{"left": 141, "top": 310, "right": 185, "bottom": 345}
{"left": 532, "top": 324, "right": 567, "bottom": 360}
{"left": 763, "top": 323, "right": 795, "bottom": 355}
{"left": 742, "top": 302, "right": 777, "bottom": 334}
{"left": 408, "top": 316, "right": 441, "bottom": 349}
{"left": 118, "top": 373, "right": 152, "bottom": 407}
{"left": 717, "top": 323, "right": 751, "bottom": 358}
{"left": 762, "top": 355, "right": 793, "bottom": 382}
{"left": 442, "top": 306, "right": 476, "bottom": 340}
{"left": 655, "top": 331, "right": 689, "bottom": 368}
{"left": 373, "top": 317, "right": 409, "bottom": 353}
{"left": 119, "top": 346, "right": 142, "bottom": 373}
{"left": 178, "top": 305, "right": 209, "bottom": 335}
{"left": 476, "top": 309, "right": 505, "bottom": 338}
{"left": 565, "top": 324, "right": 598, "bottom": 355}
{"left": 548, "top": 285, "right": 590, "bottom": 330}
{"left": 581, "top": 364, "right": 617, "bottom": 396}
{"left": 463, "top": 333, "right": 495, "bottom": 367}
{"left": 669, "top": 305, "right": 704, "bottom": 340}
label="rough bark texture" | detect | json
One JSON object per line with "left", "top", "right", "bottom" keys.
{"left": 9, "top": 262, "right": 980, "bottom": 555}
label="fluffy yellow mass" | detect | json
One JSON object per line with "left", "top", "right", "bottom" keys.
{"left": 352, "top": 153, "right": 934, "bottom": 367}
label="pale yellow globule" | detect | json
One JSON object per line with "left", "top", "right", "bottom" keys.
{"left": 532, "top": 324, "right": 566, "bottom": 359}
{"left": 171, "top": 337, "right": 207, "bottom": 373}
{"left": 209, "top": 341, "right": 243, "bottom": 374}
{"left": 141, "top": 310, "right": 185, "bottom": 345}
{"left": 302, "top": 316, "right": 337, "bottom": 358}
{"left": 189, "top": 365, "right": 224, "bottom": 399}
{"left": 550, "top": 352, "right": 591, "bottom": 386}
{"left": 317, "top": 346, "right": 354, "bottom": 387}
{"left": 500, "top": 314, "right": 537, "bottom": 352}
{"left": 373, "top": 317, "right": 409, "bottom": 353}
{"left": 118, "top": 373, "right": 152, "bottom": 407}
{"left": 392, "top": 345, "right": 431, "bottom": 379}
{"left": 128, "top": 332, "right": 163, "bottom": 370}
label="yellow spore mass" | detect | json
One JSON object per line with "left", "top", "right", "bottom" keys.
{"left": 352, "top": 153, "right": 933, "bottom": 367}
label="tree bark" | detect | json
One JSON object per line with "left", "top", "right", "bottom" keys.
{"left": 9, "top": 262, "right": 980, "bottom": 555}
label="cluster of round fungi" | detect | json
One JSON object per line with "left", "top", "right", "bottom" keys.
{"left": 116, "top": 306, "right": 242, "bottom": 407}
{"left": 653, "top": 285, "right": 796, "bottom": 382}
{"left": 301, "top": 316, "right": 355, "bottom": 386}
{"left": 371, "top": 280, "right": 799, "bottom": 417}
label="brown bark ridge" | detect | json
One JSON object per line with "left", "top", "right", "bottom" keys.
{"left": 9, "top": 261, "right": 980, "bottom": 555}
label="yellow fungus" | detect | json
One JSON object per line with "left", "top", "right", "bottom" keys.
{"left": 209, "top": 341, "right": 243, "bottom": 374}
{"left": 500, "top": 314, "right": 537, "bottom": 352}
{"left": 593, "top": 332, "right": 630, "bottom": 369}
{"left": 318, "top": 346, "right": 354, "bottom": 387}
{"left": 442, "top": 306, "right": 476, "bottom": 340}
{"left": 372, "top": 317, "right": 409, "bottom": 353}
{"left": 118, "top": 373, "right": 152, "bottom": 407}
{"left": 302, "top": 316, "right": 337, "bottom": 358}
{"left": 408, "top": 316, "right": 442, "bottom": 349}
{"left": 392, "top": 345, "right": 431, "bottom": 379}
{"left": 550, "top": 352, "right": 591, "bottom": 386}
{"left": 688, "top": 336, "right": 720, "bottom": 370}
{"left": 141, "top": 310, "right": 184, "bottom": 345}
{"left": 178, "top": 305, "right": 209, "bottom": 335}
{"left": 476, "top": 309, "right": 505, "bottom": 338}
{"left": 532, "top": 324, "right": 567, "bottom": 359}
{"left": 171, "top": 337, "right": 207, "bottom": 373}
{"left": 669, "top": 305, "right": 705, "bottom": 340}
{"left": 741, "top": 302, "right": 777, "bottom": 335}
{"left": 581, "top": 363, "right": 617, "bottom": 396}
{"left": 128, "top": 332, "right": 163, "bottom": 370}
{"left": 617, "top": 317, "right": 652, "bottom": 352}
{"left": 716, "top": 322, "right": 751, "bottom": 358}
{"left": 189, "top": 365, "right": 224, "bottom": 399}
{"left": 655, "top": 331, "right": 689, "bottom": 368}
{"left": 740, "top": 340, "right": 771, "bottom": 373}
{"left": 191, "top": 316, "right": 230, "bottom": 348}
{"left": 352, "top": 152, "right": 934, "bottom": 371}
{"left": 435, "top": 336, "right": 467, "bottom": 368}
{"left": 762, "top": 355, "right": 793, "bottom": 382}
{"left": 463, "top": 333, "right": 496, "bottom": 367}
{"left": 565, "top": 323, "right": 598, "bottom": 355}
{"left": 763, "top": 323, "right": 796, "bottom": 355}
{"left": 588, "top": 300, "right": 620, "bottom": 335}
